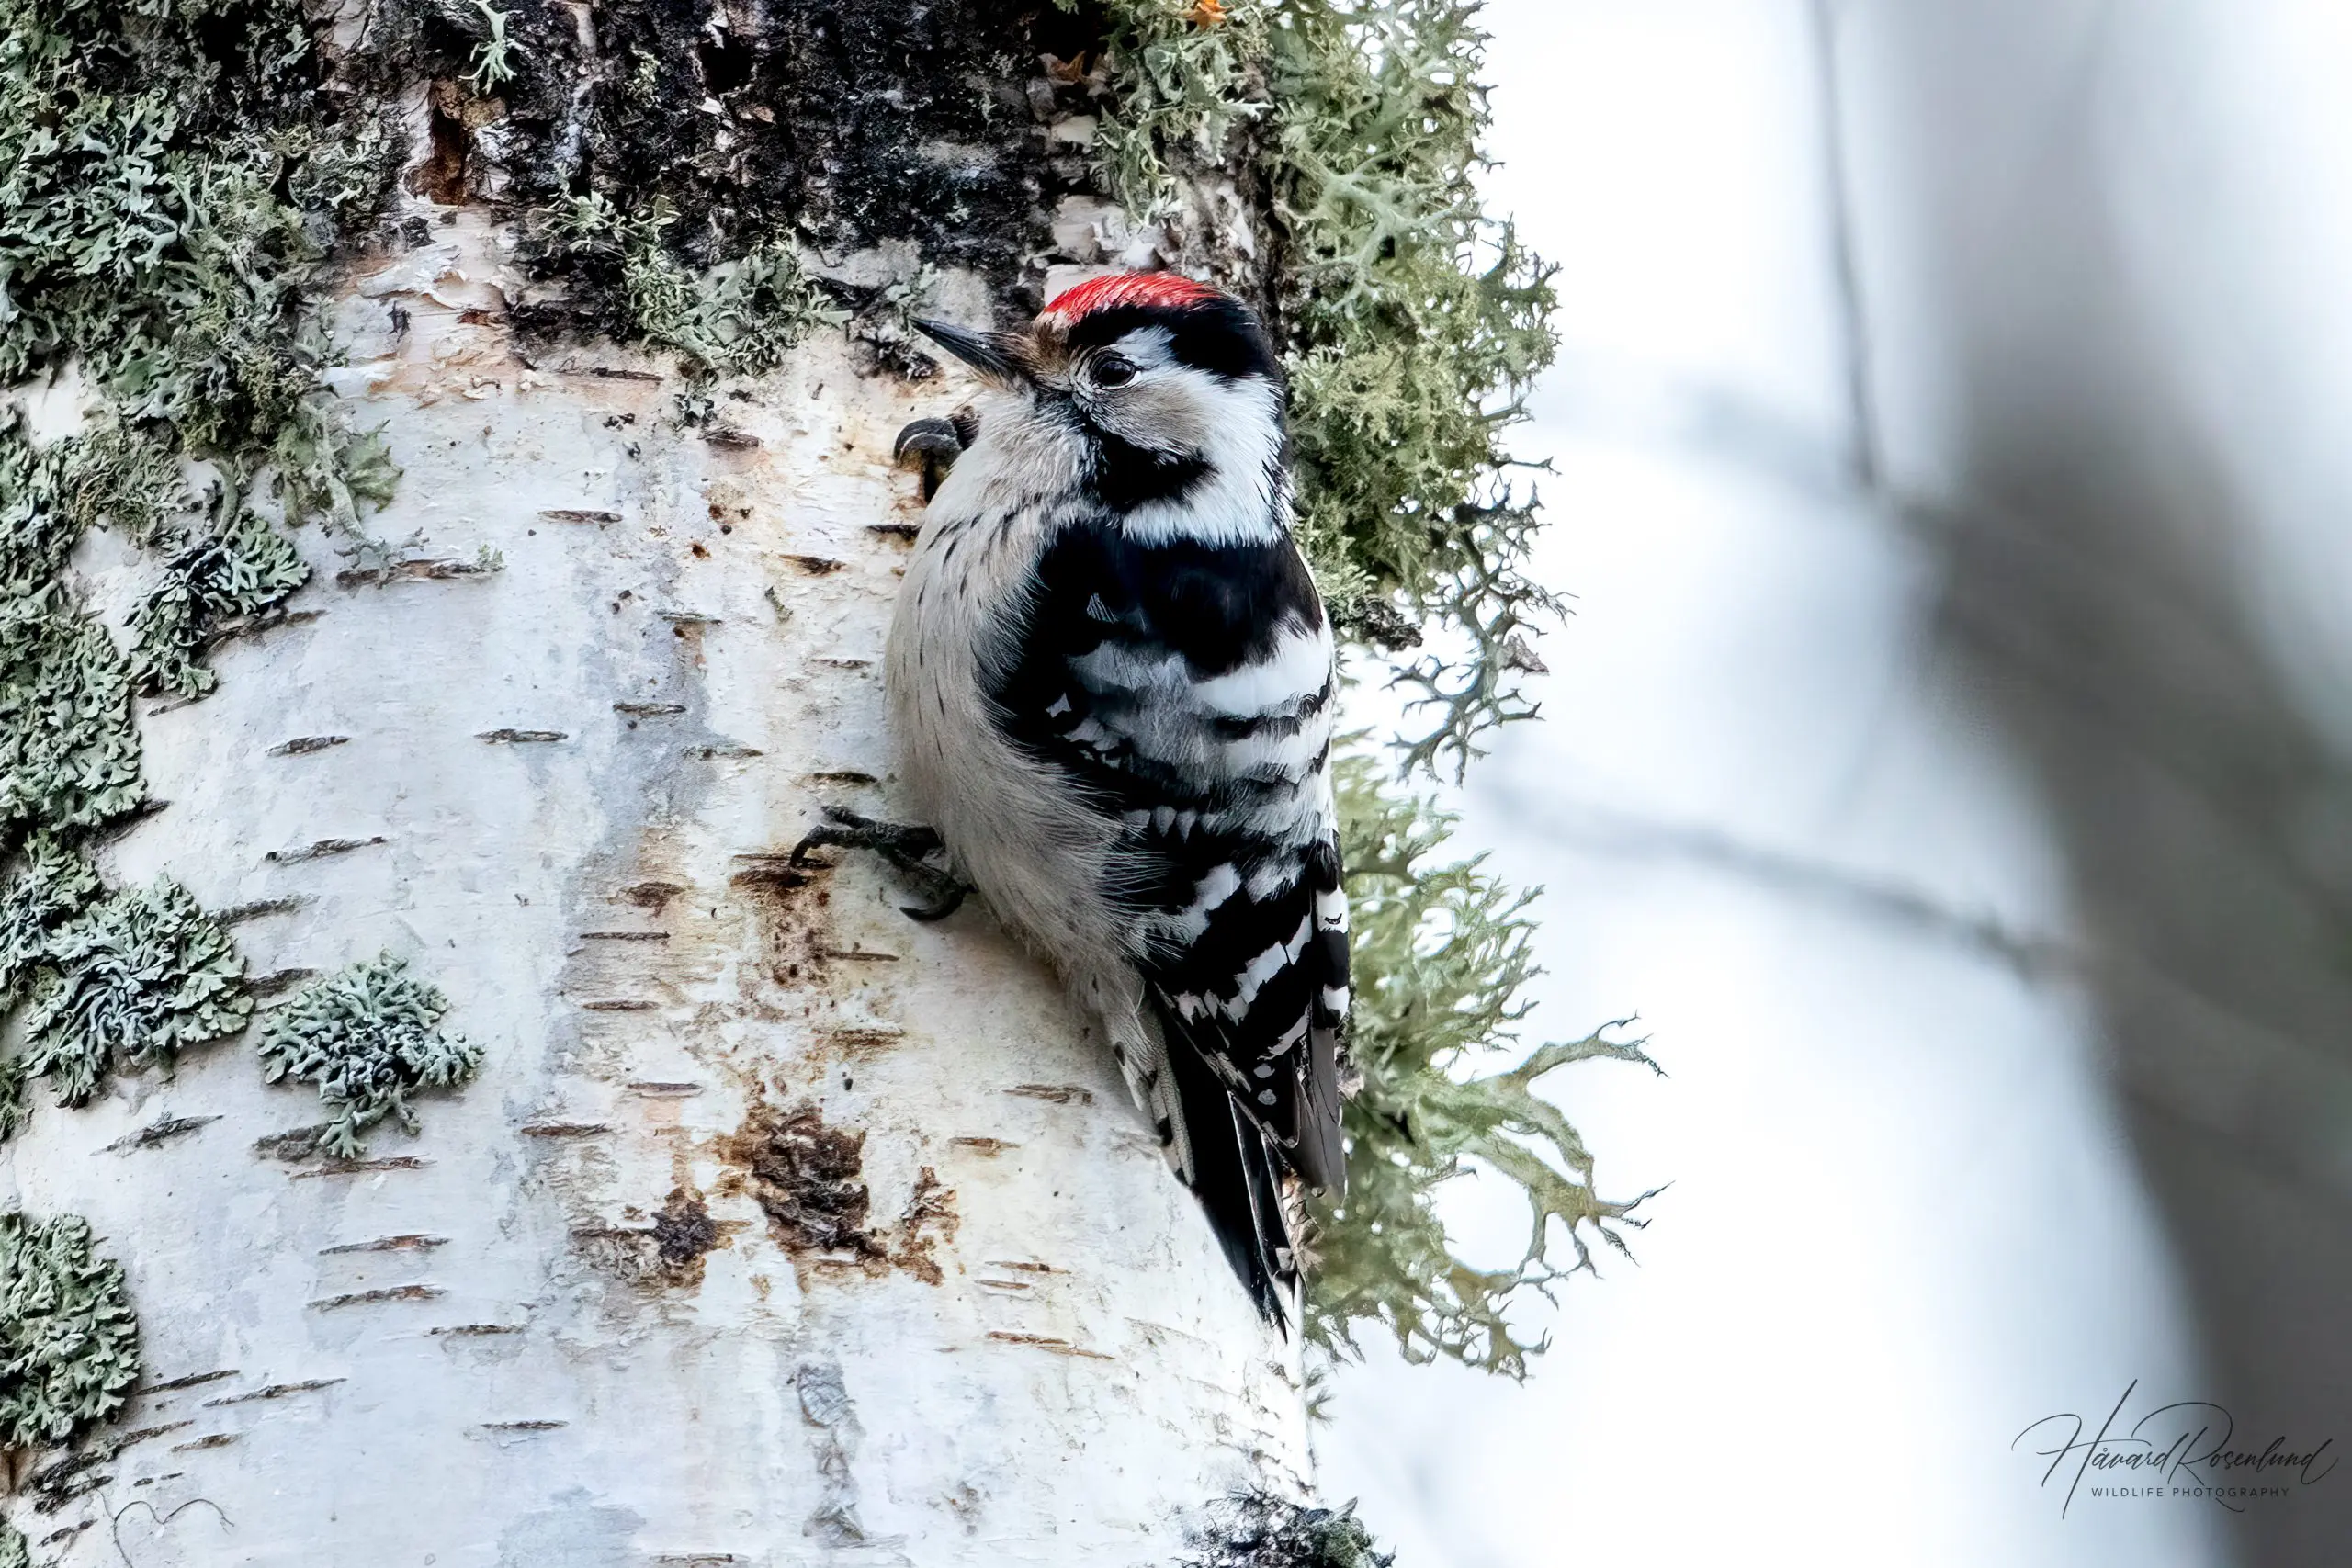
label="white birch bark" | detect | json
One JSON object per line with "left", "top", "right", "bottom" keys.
{"left": 6, "top": 210, "right": 1307, "bottom": 1565}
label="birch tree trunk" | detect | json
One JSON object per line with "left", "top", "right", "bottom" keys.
{"left": 4, "top": 10, "right": 1308, "bottom": 1562}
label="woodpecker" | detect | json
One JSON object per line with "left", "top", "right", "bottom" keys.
{"left": 806, "top": 273, "right": 1349, "bottom": 1321}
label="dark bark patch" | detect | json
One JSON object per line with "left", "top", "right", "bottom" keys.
{"left": 719, "top": 1102, "right": 958, "bottom": 1285}
{"left": 651, "top": 1187, "right": 722, "bottom": 1284}
{"left": 720, "top": 1101, "right": 881, "bottom": 1262}
{"left": 481, "top": 0, "right": 1108, "bottom": 343}
{"left": 729, "top": 855, "right": 832, "bottom": 987}
{"left": 888, "top": 1167, "right": 958, "bottom": 1286}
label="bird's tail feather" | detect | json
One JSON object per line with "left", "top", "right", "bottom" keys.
{"left": 1090, "top": 970, "right": 1301, "bottom": 1325}
{"left": 1157, "top": 997, "right": 1299, "bottom": 1327}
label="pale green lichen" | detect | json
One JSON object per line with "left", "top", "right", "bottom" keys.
{"left": 258, "top": 954, "right": 481, "bottom": 1159}
{"left": 0, "top": 582, "right": 147, "bottom": 843}
{"left": 19, "top": 878, "right": 251, "bottom": 1107}
{"left": 1080, "top": 0, "right": 1272, "bottom": 215}
{"left": 0, "top": 1212, "right": 141, "bottom": 1450}
{"left": 1184, "top": 1491, "right": 1394, "bottom": 1568}
{"left": 0, "top": 1515, "right": 26, "bottom": 1568}
{"left": 466, "top": 1, "right": 519, "bottom": 92}
{"left": 539, "top": 192, "right": 845, "bottom": 378}
{"left": 0, "top": 0, "right": 413, "bottom": 1157}
{"left": 0, "top": 832, "right": 98, "bottom": 1005}
{"left": 1313, "top": 756, "right": 1660, "bottom": 1377}
{"left": 126, "top": 499, "right": 312, "bottom": 699}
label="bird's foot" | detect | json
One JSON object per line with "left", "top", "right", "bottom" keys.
{"left": 893, "top": 413, "right": 974, "bottom": 500}
{"left": 791, "top": 807, "right": 969, "bottom": 921}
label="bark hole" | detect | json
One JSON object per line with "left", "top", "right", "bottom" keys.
{"left": 408, "top": 81, "right": 472, "bottom": 205}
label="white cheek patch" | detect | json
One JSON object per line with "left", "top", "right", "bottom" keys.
{"left": 1112, "top": 373, "right": 1287, "bottom": 548}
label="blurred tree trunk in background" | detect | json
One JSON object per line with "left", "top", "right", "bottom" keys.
{"left": 1852, "top": 4, "right": 2352, "bottom": 1560}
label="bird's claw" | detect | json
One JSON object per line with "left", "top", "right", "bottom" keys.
{"left": 892, "top": 417, "right": 966, "bottom": 463}
{"left": 791, "top": 807, "right": 970, "bottom": 923}
{"left": 893, "top": 415, "right": 972, "bottom": 501}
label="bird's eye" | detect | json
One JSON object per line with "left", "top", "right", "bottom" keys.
{"left": 1091, "top": 355, "right": 1137, "bottom": 388}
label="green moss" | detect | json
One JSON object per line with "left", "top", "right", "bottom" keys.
{"left": 19, "top": 878, "right": 250, "bottom": 1107}
{"left": 0, "top": 1212, "right": 141, "bottom": 1450}
{"left": 258, "top": 954, "right": 482, "bottom": 1159}
{"left": 1184, "top": 1491, "right": 1394, "bottom": 1568}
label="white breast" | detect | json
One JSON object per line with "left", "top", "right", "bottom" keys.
{"left": 885, "top": 400, "right": 1128, "bottom": 974}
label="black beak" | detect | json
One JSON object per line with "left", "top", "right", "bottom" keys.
{"left": 913, "top": 318, "right": 1027, "bottom": 385}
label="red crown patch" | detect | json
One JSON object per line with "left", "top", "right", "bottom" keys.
{"left": 1042, "top": 272, "right": 1221, "bottom": 322}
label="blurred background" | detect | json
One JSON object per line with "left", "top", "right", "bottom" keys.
{"left": 1318, "top": 3, "right": 2352, "bottom": 1564}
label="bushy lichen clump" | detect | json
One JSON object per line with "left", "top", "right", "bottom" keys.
{"left": 1081, "top": 0, "right": 1558, "bottom": 772}
{"left": 1183, "top": 1491, "right": 1394, "bottom": 1568}
{"left": 538, "top": 192, "right": 845, "bottom": 378}
{"left": 0, "top": 1516, "right": 26, "bottom": 1568}
{"left": 1079, "top": 1, "right": 1648, "bottom": 1379}
{"left": 20, "top": 880, "right": 251, "bottom": 1107}
{"left": 0, "top": 1212, "right": 141, "bottom": 1450}
{"left": 1315, "top": 758, "right": 1658, "bottom": 1376}
{"left": 258, "top": 955, "right": 482, "bottom": 1159}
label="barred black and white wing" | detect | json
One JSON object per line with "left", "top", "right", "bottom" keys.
{"left": 989, "top": 518, "right": 1349, "bottom": 1312}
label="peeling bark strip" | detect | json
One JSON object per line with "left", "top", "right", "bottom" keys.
{"left": 986, "top": 1332, "right": 1116, "bottom": 1362}
{"left": 334, "top": 558, "right": 495, "bottom": 588}
{"left": 201, "top": 1379, "right": 345, "bottom": 1406}
{"left": 135, "top": 1371, "right": 240, "bottom": 1396}
{"left": 286, "top": 1156, "right": 431, "bottom": 1180}
{"left": 265, "top": 836, "right": 388, "bottom": 863}
{"left": 1006, "top": 1084, "right": 1095, "bottom": 1104}
{"left": 219, "top": 896, "right": 312, "bottom": 924}
{"left": 266, "top": 735, "right": 349, "bottom": 756}
{"left": 316, "top": 1235, "right": 447, "bottom": 1255}
{"left": 795, "top": 1362, "right": 867, "bottom": 1547}
{"left": 102, "top": 1116, "right": 220, "bottom": 1153}
{"left": 248, "top": 967, "right": 321, "bottom": 997}
{"left": 308, "top": 1285, "right": 447, "bottom": 1311}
